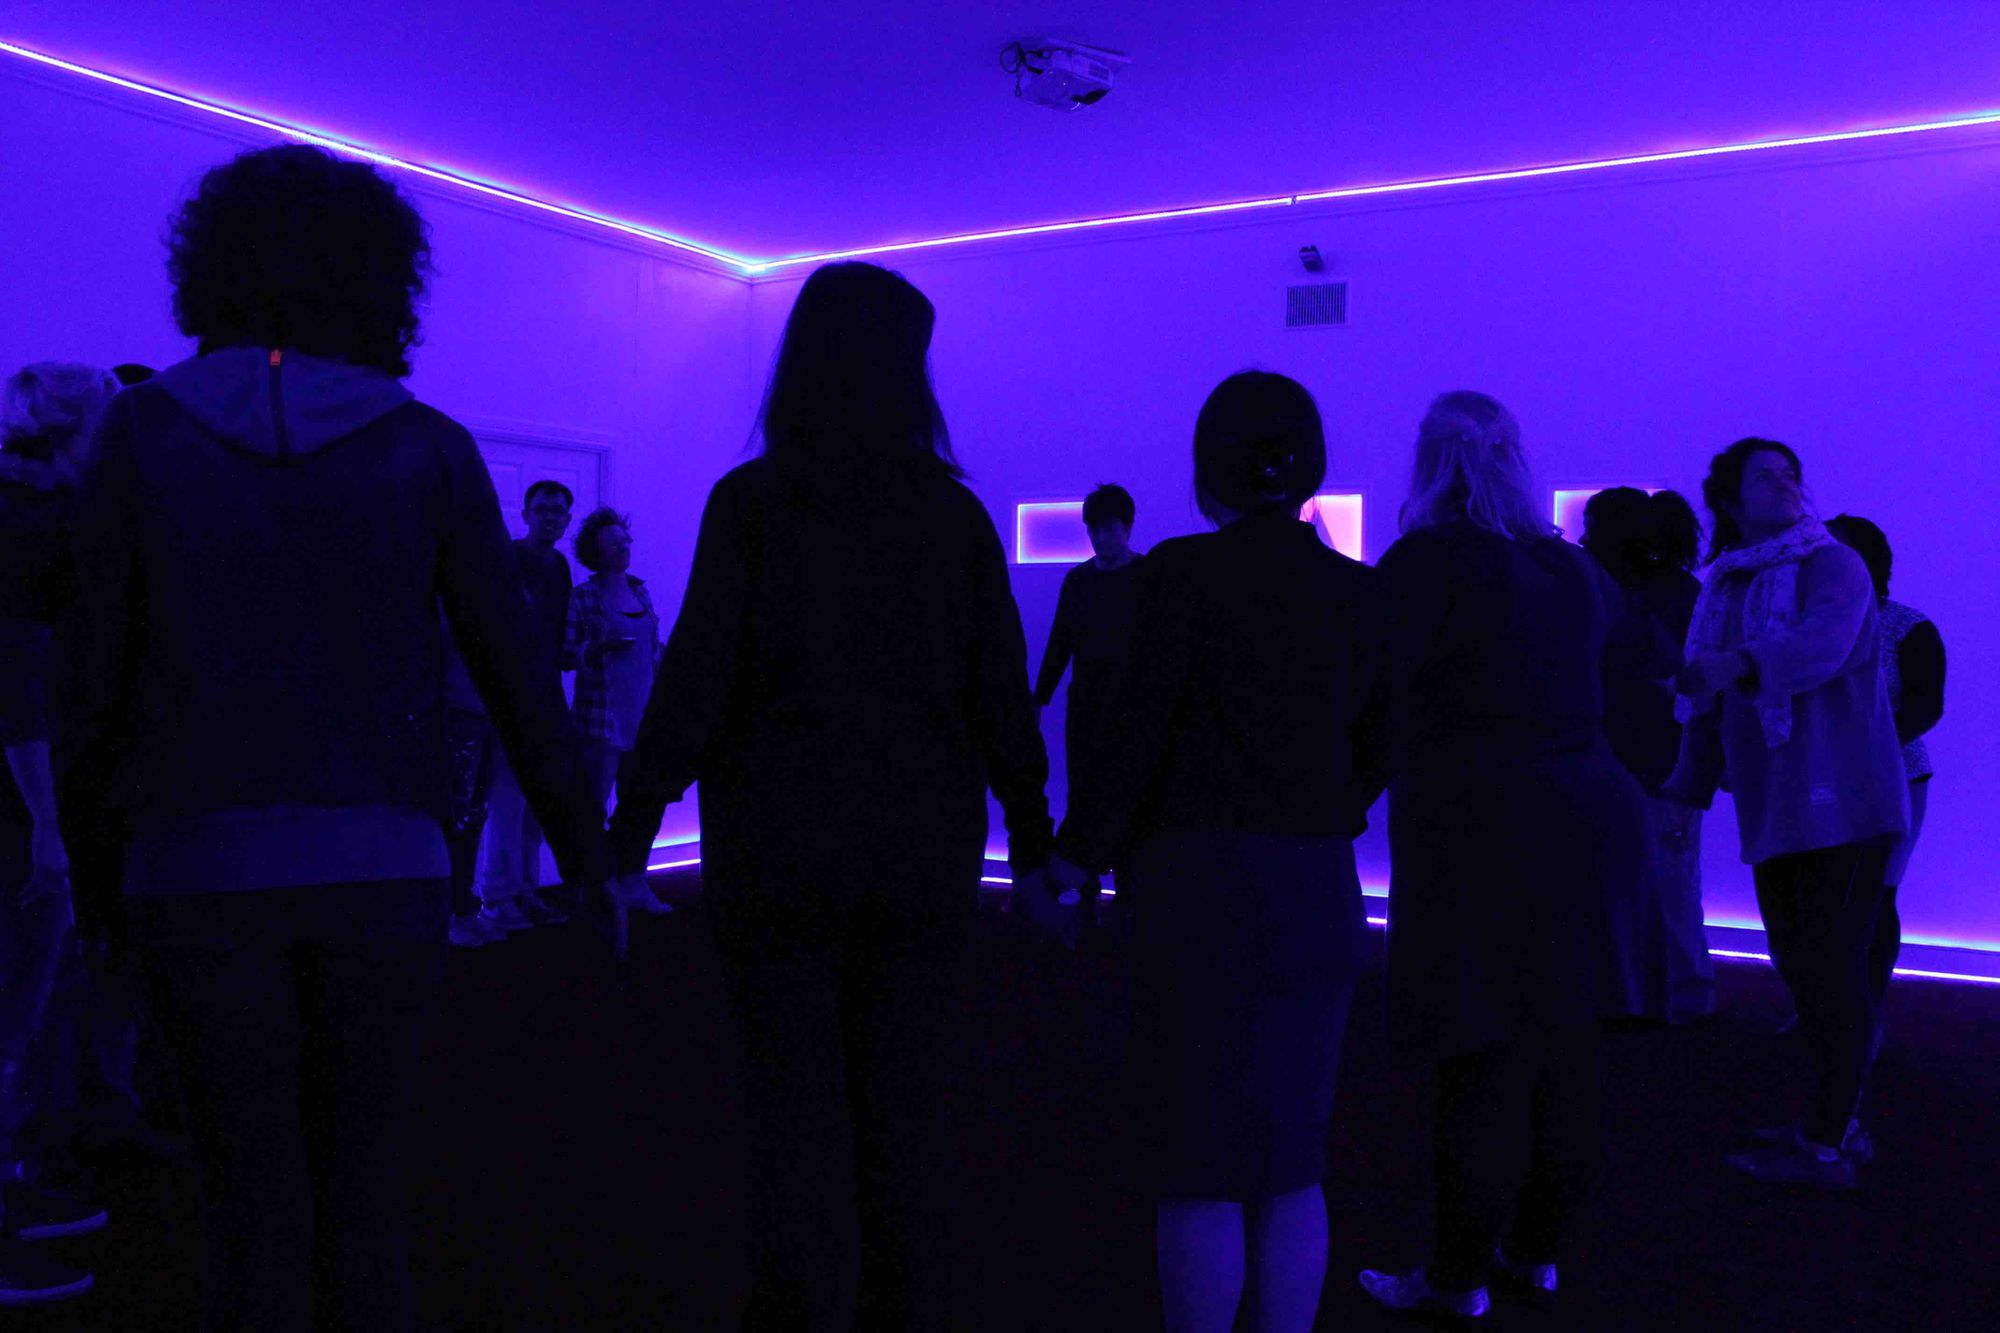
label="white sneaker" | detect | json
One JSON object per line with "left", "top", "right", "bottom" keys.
{"left": 482, "top": 899, "right": 535, "bottom": 932}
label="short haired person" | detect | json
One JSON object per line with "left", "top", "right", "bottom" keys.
{"left": 56, "top": 144, "right": 614, "bottom": 1330}
{"left": 473, "top": 477, "right": 577, "bottom": 927}
{"left": 1033, "top": 482, "right": 1143, "bottom": 935}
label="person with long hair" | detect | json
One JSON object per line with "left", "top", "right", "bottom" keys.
{"left": 1358, "top": 392, "right": 1646, "bottom": 1319}
{"left": 0, "top": 362, "right": 119, "bottom": 1306}
{"left": 1581, "top": 487, "right": 1713, "bottom": 1023}
{"left": 1047, "top": 372, "right": 1389, "bottom": 1333}
{"left": 1823, "top": 514, "right": 1943, "bottom": 1019}
{"left": 56, "top": 144, "right": 614, "bottom": 1330}
{"left": 607, "top": 261, "right": 1052, "bottom": 1329}
{"left": 1662, "top": 439, "right": 1906, "bottom": 1189}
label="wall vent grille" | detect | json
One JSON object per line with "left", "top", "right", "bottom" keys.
{"left": 1286, "top": 282, "right": 1347, "bottom": 328}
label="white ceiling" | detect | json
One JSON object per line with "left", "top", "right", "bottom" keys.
{"left": 3, "top": 1, "right": 1995, "bottom": 261}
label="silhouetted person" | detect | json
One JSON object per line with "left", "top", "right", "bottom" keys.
{"left": 1665, "top": 439, "right": 1906, "bottom": 1189}
{"left": 475, "top": 478, "right": 575, "bottom": 924}
{"left": 1824, "top": 514, "right": 1943, "bottom": 1011}
{"left": 1582, "top": 487, "right": 1713, "bottom": 1022}
{"left": 57, "top": 144, "right": 615, "bottom": 1331}
{"left": 1034, "top": 481, "right": 1143, "bottom": 921}
{"left": 1360, "top": 392, "right": 1647, "bottom": 1319}
{"left": 1050, "top": 372, "right": 1390, "bottom": 1333}
{"left": 1, "top": 361, "right": 119, "bottom": 1307}
{"left": 607, "top": 262, "right": 1051, "bottom": 1331}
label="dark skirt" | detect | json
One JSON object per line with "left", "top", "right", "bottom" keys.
{"left": 1126, "top": 830, "right": 1367, "bottom": 1202}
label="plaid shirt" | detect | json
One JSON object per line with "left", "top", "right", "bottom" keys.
{"left": 563, "top": 574, "right": 660, "bottom": 747}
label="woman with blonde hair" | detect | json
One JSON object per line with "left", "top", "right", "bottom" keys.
{"left": 1359, "top": 391, "right": 1649, "bottom": 1319}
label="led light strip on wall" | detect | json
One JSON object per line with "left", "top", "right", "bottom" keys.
{"left": 6, "top": 37, "right": 1999, "bottom": 279}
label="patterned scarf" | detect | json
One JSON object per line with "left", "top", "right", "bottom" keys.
{"left": 1678, "top": 516, "right": 1835, "bottom": 747}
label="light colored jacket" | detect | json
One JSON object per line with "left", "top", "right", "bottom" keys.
{"left": 1663, "top": 542, "right": 1907, "bottom": 864}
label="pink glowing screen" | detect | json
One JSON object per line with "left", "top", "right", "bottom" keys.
{"left": 1018, "top": 495, "right": 1362, "bottom": 565}
{"left": 1553, "top": 486, "right": 1660, "bottom": 540}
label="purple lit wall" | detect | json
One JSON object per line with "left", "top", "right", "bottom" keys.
{"left": 750, "top": 132, "right": 2000, "bottom": 949}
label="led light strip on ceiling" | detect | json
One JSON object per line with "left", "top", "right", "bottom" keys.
{"left": 6, "top": 37, "right": 1999, "bottom": 279}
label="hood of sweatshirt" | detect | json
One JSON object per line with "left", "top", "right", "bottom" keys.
{"left": 151, "top": 347, "right": 413, "bottom": 460}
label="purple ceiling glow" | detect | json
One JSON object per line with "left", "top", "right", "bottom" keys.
{"left": 5, "top": 33, "right": 1997, "bottom": 278}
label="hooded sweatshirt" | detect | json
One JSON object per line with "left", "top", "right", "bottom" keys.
{"left": 58, "top": 348, "right": 608, "bottom": 896}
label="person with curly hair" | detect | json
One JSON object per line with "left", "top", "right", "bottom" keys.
{"left": 56, "top": 144, "right": 615, "bottom": 1331}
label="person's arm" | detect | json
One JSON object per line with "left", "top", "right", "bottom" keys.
{"left": 1739, "top": 545, "right": 1874, "bottom": 701}
{"left": 1346, "top": 569, "right": 1395, "bottom": 831}
{"left": 1033, "top": 572, "right": 1077, "bottom": 706}
{"left": 560, "top": 586, "right": 587, "bottom": 672}
{"left": 1894, "top": 619, "right": 1945, "bottom": 745}
{"left": 1660, "top": 708, "right": 1725, "bottom": 810}
{"left": 607, "top": 476, "right": 753, "bottom": 877}
{"left": 436, "top": 427, "right": 607, "bottom": 891}
{"left": 1376, "top": 530, "right": 1454, "bottom": 688}
{"left": 966, "top": 502, "right": 1055, "bottom": 873}
{"left": 1056, "top": 551, "right": 1192, "bottom": 874}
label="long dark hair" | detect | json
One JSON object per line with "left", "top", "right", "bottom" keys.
{"left": 756, "top": 262, "right": 959, "bottom": 480}
{"left": 1192, "top": 371, "right": 1326, "bottom": 525}
{"left": 1700, "top": 436, "right": 1803, "bottom": 563}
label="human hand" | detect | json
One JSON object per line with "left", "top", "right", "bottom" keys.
{"left": 1047, "top": 853, "right": 1092, "bottom": 906}
{"left": 1678, "top": 649, "right": 1746, "bottom": 698}
{"left": 1011, "top": 865, "right": 1082, "bottom": 951}
{"left": 19, "top": 820, "right": 70, "bottom": 906}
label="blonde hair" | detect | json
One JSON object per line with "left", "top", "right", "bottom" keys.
{"left": 2, "top": 361, "right": 119, "bottom": 463}
{"left": 1398, "top": 390, "right": 1555, "bottom": 542}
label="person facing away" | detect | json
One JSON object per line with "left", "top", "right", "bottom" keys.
{"left": 1824, "top": 513, "right": 1944, "bottom": 1011}
{"left": 0, "top": 361, "right": 121, "bottom": 1308}
{"left": 1662, "top": 439, "right": 1906, "bottom": 1190}
{"left": 607, "top": 261, "right": 1052, "bottom": 1331}
{"left": 1357, "top": 391, "right": 1648, "bottom": 1321}
{"left": 1048, "top": 371, "right": 1391, "bottom": 1333}
{"left": 1033, "top": 481, "right": 1143, "bottom": 915}
{"left": 54, "top": 143, "right": 615, "bottom": 1333}
{"left": 1581, "top": 486, "right": 1714, "bottom": 1023}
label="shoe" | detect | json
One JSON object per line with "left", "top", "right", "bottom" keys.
{"left": 1724, "top": 1133, "right": 1856, "bottom": 1190}
{"left": 1490, "top": 1248, "right": 1558, "bottom": 1304}
{"left": 0, "top": 1238, "right": 93, "bottom": 1306}
{"left": 518, "top": 893, "right": 570, "bottom": 926}
{"left": 1358, "top": 1267, "right": 1489, "bottom": 1320}
{"left": 449, "top": 913, "right": 498, "bottom": 948}
{"left": 481, "top": 899, "right": 535, "bottom": 933}
{"left": 620, "top": 878, "right": 674, "bottom": 916}
{"left": 2, "top": 1183, "right": 109, "bottom": 1241}
{"left": 1751, "top": 1118, "right": 1874, "bottom": 1166}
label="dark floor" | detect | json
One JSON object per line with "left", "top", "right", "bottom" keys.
{"left": 21, "top": 880, "right": 2000, "bottom": 1331}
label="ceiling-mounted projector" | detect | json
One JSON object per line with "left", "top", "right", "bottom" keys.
{"left": 1002, "top": 41, "right": 1128, "bottom": 111}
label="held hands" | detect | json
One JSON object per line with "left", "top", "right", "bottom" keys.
{"left": 1046, "top": 853, "right": 1091, "bottom": 906}
{"left": 1678, "top": 648, "right": 1748, "bottom": 698}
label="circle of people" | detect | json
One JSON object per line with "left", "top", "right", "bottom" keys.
{"left": 0, "top": 142, "right": 1944, "bottom": 1329}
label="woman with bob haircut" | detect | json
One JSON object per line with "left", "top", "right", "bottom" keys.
{"left": 1050, "top": 370, "right": 1391, "bottom": 1333}
{"left": 608, "top": 261, "right": 1052, "bottom": 1329}
{"left": 59, "top": 143, "right": 611, "bottom": 1331}
{"left": 1358, "top": 391, "right": 1648, "bottom": 1320}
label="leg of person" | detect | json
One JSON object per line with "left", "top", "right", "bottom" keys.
{"left": 474, "top": 738, "right": 529, "bottom": 912}
{"left": 842, "top": 905, "right": 970, "bottom": 1331}
{"left": 1502, "top": 1026, "right": 1603, "bottom": 1276}
{"left": 1156, "top": 1199, "right": 1248, "bottom": 1333}
{"left": 294, "top": 880, "right": 449, "bottom": 1333}
{"left": 0, "top": 889, "right": 71, "bottom": 1185}
{"left": 1870, "top": 779, "right": 1927, "bottom": 1007}
{"left": 1656, "top": 803, "right": 1714, "bottom": 1022}
{"left": 1430, "top": 1040, "right": 1539, "bottom": 1291}
{"left": 1753, "top": 852, "right": 1815, "bottom": 1031}
{"left": 134, "top": 893, "right": 315, "bottom": 1331}
{"left": 1794, "top": 845, "right": 1893, "bottom": 1148}
{"left": 1239, "top": 1185, "right": 1327, "bottom": 1333}
{"left": 521, "top": 805, "right": 548, "bottom": 896}
{"left": 720, "top": 943, "right": 857, "bottom": 1331}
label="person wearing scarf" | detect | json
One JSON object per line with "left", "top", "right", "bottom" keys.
{"left": 1663, "top": 438, "right": 1907, "bottom": 1190}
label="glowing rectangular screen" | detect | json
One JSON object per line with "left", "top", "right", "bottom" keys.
{"left": 1300, "top": 494, "right": 1365, "bottom": 560}
{"left": 1554, "top": 486, "right": 1659, "bottom": 540}
{"left": 1015, "top": 501, "right": 1091, "bottom": 565}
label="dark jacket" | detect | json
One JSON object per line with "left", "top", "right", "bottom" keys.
{"left": 1056, "top": 513, "right": 1392, "bottom": 872}
{"left": 58, "top": 347, "right": 608, "bottom": 899}
{"left": 606, "top": 458, "right": 1052, "bottom": 889}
